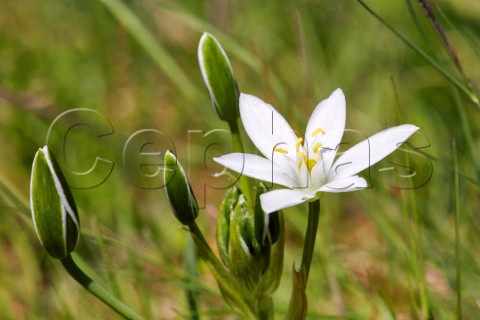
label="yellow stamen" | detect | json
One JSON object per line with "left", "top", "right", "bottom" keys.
{"left": 311, "top": 128, "right": 326, "bottom": 137}
{"left": 297, "top": 151, "right": 306, "bottom": 160}
{"left": 295, "top": 137, "right": 303, "bottom": 152}
{"left": 306, "top": 159, "right": 317, "bottom": 172}
{"left": 274, "top": 147, "right": 288, "bottom": 154}
{"left": 313, "top": 142, "right": 323, "bottom": 154}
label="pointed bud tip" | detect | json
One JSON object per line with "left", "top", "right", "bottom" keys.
{"left": 164, "top": 151, "right": 199, "bottom": 225}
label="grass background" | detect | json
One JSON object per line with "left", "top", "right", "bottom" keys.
{"left": 1, "top": 0, "right": 480, "bottom": 318}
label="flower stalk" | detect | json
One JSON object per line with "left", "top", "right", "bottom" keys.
{"left": 301, "top": 199, "right": 321, "bottom": 281}
{"left": 285, "top": 200, "right": 320, "bottom": 319}
{"left": 61, "top": 254, "right": 144, "bottom": 320}
{"left": 30, "top": 146, "right": 143, "bottom": 319}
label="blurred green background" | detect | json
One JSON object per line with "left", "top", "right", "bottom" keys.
{"left": 1, "top": 0, "right": 480, "bottom": 318}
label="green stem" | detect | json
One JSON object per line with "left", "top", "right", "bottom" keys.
{"left": 285, "top": 202, "right": 320, "bottom": 320}
{"left": 184, "top": 236, "right": 199, "bottom": 320}
{"left": 301, "top": 200, "right": 321, "bottom": 281}
{"left": 257, "top": 295, "right": 274, "bottom": 320}
{"left": 230, "top": 121, "right": 252, "bottom": 203}
{"left": 187, "top": 221, "right": 257, "bottom": 318}
{"left": 453, "top": 140, "right": 462, "bottom": 320}
{"left": 230, "top": 122, "right": 243, "bottom": 154}
{"left": 61, "top": 254, "right": 144, "bottom": 320}
{"left": 187, "top": 222, "right": 214, "bottom": 258}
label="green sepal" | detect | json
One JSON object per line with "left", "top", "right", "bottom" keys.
{"left": 164, "top": 150, "right": 199, "bottom": 225}
{"left": 198, "top": 32, "right": 239, "bottom": 127}
{"left": 216, "top": 186, "right": 240, "bottom": 267}
{"left": 30, "top": 146, "right": 80, "bottom": 259}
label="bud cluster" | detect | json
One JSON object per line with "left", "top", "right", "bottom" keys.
{"left": 217, "top": 185, "right": 284, "bottom": 301}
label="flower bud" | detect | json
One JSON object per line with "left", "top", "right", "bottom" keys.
{"left": 216, "top": 186, "right": 284, "bottom": 294}
{"left": 228, "top": 193, "right": 260, "bottom": 291}
{"left": 198, "top": 32, "right": 239, "bottom": 127}
{"left": 164, "top": 150, "right": 198, "bottom": 225}
{"left": 216, "top": 186, "right": 239, "bottom": 267}
{"left": 30, "top": 146, "right": 80, "bottom": 259}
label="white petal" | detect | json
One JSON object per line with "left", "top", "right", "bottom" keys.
{"left": 260, "top": 189, "right": 314, "bottom": 213}
{"left": 305, "top": 88, "right": 346, "bottom": 171}
{"left": 329, "top": 124, "right": 419, "bottom": 179}
{"left": 240, "top": 94, "right": 298, "bottom": 161}
{"left": 319, "top": 175, "right": 367, "bottom": 193}
{"left": 214, "top": 153, "right": 299, "bottom": 188}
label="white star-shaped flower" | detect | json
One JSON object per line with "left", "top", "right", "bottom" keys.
{"left": 215, "top": 89, "right": 419, "bottom": 213}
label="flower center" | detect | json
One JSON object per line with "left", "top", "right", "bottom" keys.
{"left": 271, "top": 127, "right": 326, "bottom": 174}
{"left": 295, "top": 127, "right": 326, "bottom": 173}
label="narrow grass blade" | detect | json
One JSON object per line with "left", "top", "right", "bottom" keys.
{"left": 356, "top": 0, "right": 479, "bottom": 108}
{"left": 452, "top": 139, "right": 462, "bottom": 320}
{"left": 184, "top": 236, "right": 200, "bottom": 320}
{"left": 97, "top": 0, "right": 203, "bottom": 104}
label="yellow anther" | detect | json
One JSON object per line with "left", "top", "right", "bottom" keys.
{"left": 311, "top": 128, "right": 326, "bottom": 137}
{"left": 297, "top": 151, "right": 306, "bottom": 160}
{"left": 313, "top": 142, "right": 323, "bottom": 154}
{"left": 274, "top": 147, "right": 288, "bottom": 154}
{"left": 295, "top": 137, "right": 303, "bottom": 152}
{"left": 306, "top": 159, "right": 317, "bottom": 172}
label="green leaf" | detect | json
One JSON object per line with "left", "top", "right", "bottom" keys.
{"left": 164, "top": 150, "right": 198, "bottom": 225}
{"left": 30, "top": 146, "right": 80, "bottom": 259}
{"left": 356, "top": 0, "right": 479, "bottom": 108}
{"left": 198, "top": 32, "right": 240, "bottom": 126}
{"left": 97, "top": 0, "right": 203, "bottom": 105}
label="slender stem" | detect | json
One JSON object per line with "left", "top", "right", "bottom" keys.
{"left": 61, "top": 254, "right": 144, "bottom": 320}
{"left": 230, "top": 122, "right": 244, "bottom": 154}
{"left": 301, "top": 200, "right": 320, "bottom": 281}
{"left": 453, "top": 140, "right": 462, "bottom": 320}
{"left": 187, "top": 221, "right": 257, "bottom": 318}
{"left": 257, "top": 295, "right": 274, "bottom": 320}
{"left": 184, "top": 236, "right": 199, "bottom": 320}
{"left": 356, "top": 0, "right": 479, "bottom": 107}
{"left": 230, "top": 122, "right": 252, "bottom": 203}
{"left": 187, "top": 222, "right": 214, "bottom": 258}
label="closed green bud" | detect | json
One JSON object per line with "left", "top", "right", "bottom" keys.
{"left": 198, "top": 32, "right": 239, "bottom": 127}
{"left": 164, "top": 150, "right": 198, "bottom": 225}
{"left": 30, "top": 146, "right": 80, "bottom": 259}
{"left": 228, "top": 194, "right": 262, "bottom": 291}
{"left": 216, "top": 186, "right": 284, "bottom": 295}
